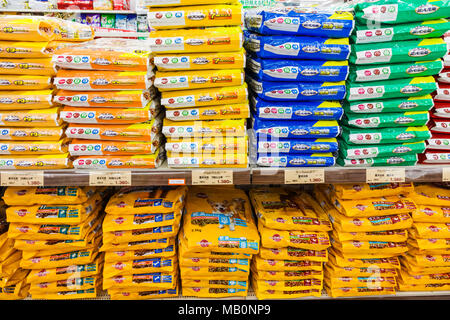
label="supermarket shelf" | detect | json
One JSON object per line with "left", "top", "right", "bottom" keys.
{"left": 24, "top": 290, "right": 450, "bottom": 300}
{"left": 0, "top": 9, "right": 137, "bottom": 14}
{"left": 251, "top": 165, "right": 445, "bottom": 185}
{"left": 0, "top": 165, "right": 449, "bottom": 186}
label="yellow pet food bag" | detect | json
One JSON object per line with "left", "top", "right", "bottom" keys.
{"left": 17, "top": 141, "right": 62, "bottom": 158}
{"left": 165, "top": 136, "right": 248, "bottom": 155}
{"left": 0, "top": 16, "right": 57, "bottom": 41}
{"left": 0, "top": 58, "right": 56, "bottom": 76}
{"left": 252, "top": 275, "right": 323, "bottom": 291}
{"left": 1, "top": 268, "right": 29, "bottom": 287}
{"left": 54, "top": 70, "right": 152, "bottom": 91}
{"left": 27, "top": 260, "right": 102, "bottom": 284}
{"left": 155, "top": 69, "right": 244, "bottom": 92}
{"left": 61, "top": 106, "right": 156, "bottom": 125}
{"left": 329, "top": 248, "right": 401, "bottom": 269}
{"left": 102, "top": 272, "right": 177, "bottom": 290}
{"left": 398, "top": 283, "right": 450, "bottom": 292}
{"left": 161, "top": 84, "right": 248, "bottom": 109}
{"left": 331, "top": 194, "right": 417, "bottom": 218}
{"left": 332, "top": 246, "right": 403, "bottom": 259}
{"left": 259, "top": 224, "right": 330, "bottom": 251}
{"left": 0, "top": 153, "right": 71, "bottom": 170}
{"left": 50, "top": 18, "right": 94, "bottom": 42}
{"left": 69, "top": 138, "right": 162, "bottom": 156}
{"left": 325, "top": 285, "right": 395, "bottom": 298}
{"left": 328, "top": 209, "right": 413, "bottom": 233}
{"left": 5, "top": 193, "right": 101, "bottom": 225}
{"left": 408, "top": 237, "right": 450, "bottom": 251}
{"left": 145, "top": 0, "right": 239, "bottom": 6}
{"left": 3, "top": 186, "right": 97, "bottom": 206}
{"left": 178, "top": 236, "right": 251, "bottom": 260}
{"left": 166, "top": 152, "right": 248, "bottom": 168}
{"left": 165, "top": 103, "right": 249, "bottom": 122}
{"left": 253, "top": 280, "right": 321, "bottom": 300}
{"left": 0, "top": 41, "right": 53, "bottom": 58}
{"left": 102, "top": 209, "right": 182, "bottom": 233}
{"left": 332, "top": 183, "right": 414, "bottom": 200}
{"left": 148, "top": 4, "right": 243, "bottom": 30}
{"left": 325, "top": 263, "right": 398, "bottom": 277}
{"left": 19, "top": 248, "right": 98, "bottom": 269}
{"left": 102, "top": 223, "right": 180, "bottom": 245}
{"left": 0, "top": 281, "right": 29, "bottom": 300}
{"left": 413, "top": 184, "right": 450, "bottom": 206}
{"left": 398, "top": 269, "right": 450, "bottom": 285}
{"left": 331, "top": 229, "right": 408, "bottom": 242}
{"left": 73, "top": 152, "right": 164, "bottom": 170}
{"left": 103, "top": 256, "right": 177, "bottom": 278}
{"left": 258, "top": 246, "right": 328, "bottom": 262}
{"left": 0, "top": 126, "right": 64, "bottom": 141}
{"left": 0, "top": 75, "right": 52, "bottom": 90}
{"left": 54, "top": 89, "right": 154, "bottom": 108}
{"left": 104, "top": 245, "right": 176, "bottom": 263}
{"left": 325, "top": 274, "right": 396, "bottom": 289}
{"left": 154, "top": 50, "right": 246, "bottom": 71}
{"left": 179, "top": 257, "right": 250, "bottom": 270}
{"left": 66, "top": 120, "right": 162, "bottom": 142}
{"left": 100, "top": 237, "right": 175, "bottom": 252}
{"left": 105, "top": 187, "right": 187, "bottom": 216}
{"left": 180, "top": 265, "right": 249, "bottom": 279}
{"left": 400, "top": 257, "right": 450, "bottom": 275}
{"left": 181, "top": 279, "right": 247, "bottom": 289}
{"left": 29, "top": 287, "right": 98, "bottom": 300}
{"left": 413, "top": 205, "right": 450, "bottom": 223}
{"left": 162, "top": 118, "right": 246, "bottom": 138}
{"left": 403, "top": 252, "right": 450, "bottom": 267}
{"left": 28, "top": 276, "right": 99, "bottom": 295}
{"left": 181, "top": 186, "right": 260, "bottom": 255}
{"left": 149, "top": 27, "right": 243, "bottom": 54}
{"left": 411, "top": 223, "right": 450, "bottom": 238}
{"left": 108, "top": 288, "right": 178, "bottom": 300}
{"left": 0, "top": 90, "right": 53, "bottom": 110}
{"left": 182, "top": 286, "right": 247, "bottom": 298}
{"left": 0, "top": 108, "right": 62, "bottom": 127}
{"left": 331, "top": 238, "right": 408, "bottom": 255}
{"left": 252, "top": 267, "right": 323, "bottom": 280}
{"left": 253, "top": 255, "right": 325, "bottom": 271}
{"left": 250, "top": 188, "right": 332, "bottom": 232}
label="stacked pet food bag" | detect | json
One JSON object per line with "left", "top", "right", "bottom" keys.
{"left": 2, "top": 186, "right": 108, "bottom": 299}
{"left": 0, "top": 194, "right": 29, "bottom": 300}
{"left": 398, "top": 184, "right": 450, "bottom": 292}
{"left": 0, "top": 16, "right": 94, "bottom": 170}
{"left": 53, "top": 38, "right": 165, "bottom": 170}
{"left": 249, "top": 188, "right": 331, "bottom": 299}
{"left": 243, "top": 6, "right": 353, "bottom": 167}
{"left": 314, "top": 183, "right": 416, "bottom": 297}
{"left": 421, "top": 24, "right": 450, "bottom": 164}
{"left": 147, "top": 1, "right": 250, "bottom": 168}
{"left": 178, "top": 186, "right": 259, "bottom": 298}
{"left": 340, "top": 0, "right": 450, "bottom": 167}
{"left": 100, "top": 187, "right": 186, "bottom": 300}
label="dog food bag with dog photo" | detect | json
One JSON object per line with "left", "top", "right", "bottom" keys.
{"left": 181, "top": 186, "right": 259, "bottom": 255}
{"left": 355, "top": 0, "right": 450, "bottom": 25}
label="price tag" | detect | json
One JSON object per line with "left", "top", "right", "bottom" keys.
{"left": 442, "top": 167, "right": 450, "bottom": 182}
{"left": 168, "top": 179, "right": 186, "bottom": 186}
{"left": 284, "top": 169, "right": 325, "bottom": 184}
{"left": 89, "top": 171, "right": 131, "bottom": 186}
{"left": 366, "top": 168, "right": 405, "bottom": 183}
{"left": 192, "top": 170, "right": 234, "bottom": 185}
{"left": 1, "top": 171, "right": 44, "bottom": 186}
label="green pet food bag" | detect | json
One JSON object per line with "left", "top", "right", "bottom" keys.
{"left": 337, "top": 154, "right": 418, "bottom": 167}
{"left": 349, "top": 60, "right": 443, "bottom": 82}
{"left": 339, "top": 140, "right": 426, "bottom": 159}
{"left": 352, "top": 19, "right": 450, "bottom": 44}
{"left": 343, "top": 111, "right": 430, "bottom": 128}
{"left": 344, "top": 95, "right": 434, "bottom": 114}
{"left": 350, "top": 38, "right": 448, "bottom": 65}
{"left": 341, "top": 125, "right": 431, "bottom": 145}
{"left": 346, "top": 76, "right": 438, "bottom": 101}
{"left": 355, "top": 0, "right": 450, "bottom": 25}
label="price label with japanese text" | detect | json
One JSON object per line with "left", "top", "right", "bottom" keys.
{"left": 442, "top": 167, "right": 450, "bottom": 182}
{"left": 366, "top": 168, "right": 405, "bottom": 183}
{"left": 284, "top": 169, "right": 325, "bottom": 184}
{"left": 192, "top": 170, "right": 234, "bottom": 185}
{"left": 89, "top": 171, "right": 132, "bottom": 186}
{"left": 1, "top": 171, "right": 44, "bottom": 186}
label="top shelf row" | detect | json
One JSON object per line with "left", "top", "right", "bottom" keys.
{"left": 0, "top": 165, "right": 448, "bottom": 187}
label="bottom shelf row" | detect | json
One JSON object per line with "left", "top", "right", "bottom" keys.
{"left": 1, "top": 182, "right": 450, "bottom": 300}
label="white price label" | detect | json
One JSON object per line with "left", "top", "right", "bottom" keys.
{"left": 89, "top": 171, "right": 131, "bottom": 186}
{"left": 366, "top": 168, "right": 405, "bottom": 183}
{"left": 1, "top": 171, "right": 44, "bottom": 186}
{"left": 192, "top": 170, "right": 234, "bottom": 185}
{"left": 284, "top": 169, "right": 325, "bottom": 184}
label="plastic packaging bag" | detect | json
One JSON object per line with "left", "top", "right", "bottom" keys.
{"left": 344, "top": 95, "right": 434, "bottom": 114}
{"left": 255, "top": 153, "right": 336, "bottom": 167}
{"left": 339, "top": 140, "right": 426, "bottom": 159}
{"left": 73, "top": 152, "right": 165, "bottom": 170}
{"left": 68, "top": 138, "right": 163, "bottom": 156}
{"left": 253, "top": 118, "right": 340, "bottom": 139}
{"left": 165, "top": 136, "right": 248, "bottom": 155}
{"left": 165, "top": 103, "right": 250, "bottom": 121}
{"left": 341, "top": 125, "right": 431, "bottom": 145}
{"left": 162, "top": 119, "right": 246, "bottom": 138}
{"left": 254, "top": 138, "right": 338, "bottom": 154}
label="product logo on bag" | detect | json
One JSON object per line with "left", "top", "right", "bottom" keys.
{"left": 408, "top": 47, "right": 431, "bottom": 57}
{"left": 302, "top": 45, "right": 320, "bottom": 54}
{"left": 415, "top": 4, "right": 439, "bottom": 15}
{"left": 410, "top": 26, "right": 435, "bottom": 36}
{"left": 302, "top": 20, "right": 321, "bottom": 29}
{"left": 187, "top": 11, "right": 206, "bottom": 21}
{"left": 186, "top": 39, "right": 204, "bottom": 46}
{"left": 406, "top": 65, "right": 427, "bottom": 74}
{"left": 272, "top": 234, "right": 282, "bottom": 242}
{"left": 401, "top": 85, "right": 422, "bottom": 94}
